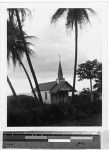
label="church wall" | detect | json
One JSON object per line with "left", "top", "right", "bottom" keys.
{"left": 58, "top": 91, "right": 68, "bottom": 103}
{"left": 51, "top": 91, "right": 69, "bottom": 104}
{"left": 51, "top": 93, "right": 57, "bottom": 104}
{"left": 35, "top": 91, "right": 51, "bottom": 104}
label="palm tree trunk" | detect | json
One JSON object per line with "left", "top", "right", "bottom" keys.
{"left": 90, "top": 78, "right": 93, "bottom": 102}
{"left": 72, "top": 19, "right": 78, "bottom": 99}
{"left": 7, "top": 76, "right": 18, "bottom": 101}
{"left": 20, "top": 60, "right": 39, "bottom": 101}
{"left": 15, "top": 10, "right": 43, "bottom": 104}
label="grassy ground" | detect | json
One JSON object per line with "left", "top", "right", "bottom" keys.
{"left": 52, "top": 114, "right": 102, "bottom": 126}
{"left": 7, "top": 95, "right": 102, "bottom": 126}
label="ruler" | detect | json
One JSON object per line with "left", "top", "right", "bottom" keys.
{"left": 3, "top": 131, "right": 101, "bottom": 149}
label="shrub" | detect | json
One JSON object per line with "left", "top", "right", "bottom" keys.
{"left": 74, "top": 99, "right": 102, "bottom": 121}
{"left": 7, "top": 95, "right": 102, "bottom": 126}
{"left": 91, "top": 100, "right": 102, "bottom": 114}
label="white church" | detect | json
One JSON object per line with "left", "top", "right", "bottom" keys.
{"left": 34, "top": 59, "right": 74, "bottom": 104}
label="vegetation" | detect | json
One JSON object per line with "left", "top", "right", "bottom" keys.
{"left": 77, "top": 59, "right": 101, "bottom": 102}
{"left": 7, "top": 77, "right": 18, "bottom": 102}
{"left": 7, "top": 8, "right": 102, "bottom": 127}
{"left": 7, "top": 8, "right": 43, "bottom": 103}
{"left": 7, "top": 19, "right": 38, "bottom": 101}
{"left": 93, "top": 62, "right": 102, "bottom": 93}
{"left": 7, "top": 94, "right": 102, "bottom": 126}
{"left": 51, "top": 8, "right": 96, "bottom": 99}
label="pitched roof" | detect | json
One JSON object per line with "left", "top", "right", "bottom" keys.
{"left": 34, "top": 81, "right": 75, "bottom": 93}
{"left": 50, "top": 81, "right": 74, "bottom": 93}
{"left": 34, "top": 81, "right": 57, "bottom": 92}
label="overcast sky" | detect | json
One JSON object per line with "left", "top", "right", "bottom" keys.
{"left": 7, "top": 5, "right": 103, "bottom": 95}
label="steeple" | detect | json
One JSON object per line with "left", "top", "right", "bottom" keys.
{"left": 56, "top": 55, "right": 65, "bottom": 84}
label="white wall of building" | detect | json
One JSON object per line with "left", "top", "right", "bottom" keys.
{"left": 35, "top": 91, "right": 51, "bottom": 104}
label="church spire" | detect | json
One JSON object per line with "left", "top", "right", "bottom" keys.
{"left": 56, "top": 54, "right": 65, "bottom": 84}
{"left": 58, "top": 55, "right": 63, "bottom": 79}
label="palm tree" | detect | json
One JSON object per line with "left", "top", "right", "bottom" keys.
{"left": 7, "top": 76, "right": 19, "bottom": 101}
{"left": 7, "top": 8, "right": 43, "bottom": 103}
{"left": 7, "top": 20, "right": 38, "bottom": 101}
{"left": 20, "top": 60, "right": 38, "bottom": 100}
{"left": 51, "top": 8, "right": 96, "bottom": 99}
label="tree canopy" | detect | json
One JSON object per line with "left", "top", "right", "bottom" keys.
{"left": 93, "top": 63, "right": 102, "bottom": 92}
{"left": 77, "top": 59, "right": 102, "bottom": 102}
{"left": 51, "top": 8, "right": 96, "bottom": 30}
{"left": 7, "top": 20, "right": 34, "bottom": 66}
{"left": 7, "top": 8, "right": 31, "bottom": 26}
{"left": 77, "top": 59, "right": 100, "bottom": 81}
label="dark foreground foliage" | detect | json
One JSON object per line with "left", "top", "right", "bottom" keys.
{"left": 7, "top": 95, "right": 102, "bottom": 126}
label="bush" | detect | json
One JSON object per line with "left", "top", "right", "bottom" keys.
{"left": 75, "top": 109, "right": 87, "bottom": 121}
{"left": 74, "top": 99, "right": 102, "bottom": 121}
{"left": 7, "top": 96, "right": 69, "bottom": 126}
{"left": 91, "top": 100, "right": 102, "bottom": 114}
{"left": 7, "top": 108, "right": 30, "bottom": 126}
{"left": 59, "top": 103, "right": 76, "bottom": 120}
{"left": 7, "top": 95, "right": 102, "bottom": 126}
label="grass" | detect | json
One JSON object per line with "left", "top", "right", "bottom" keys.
{"left": 7, "top": 95, "right": 102, "bottom": 126}
{"left": 52, "top": 114, "right": 102, "bottom": 126}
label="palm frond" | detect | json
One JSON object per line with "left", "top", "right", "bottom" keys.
{"left": 25, "top": 35, "right": 37, "bottom": 39}
{"left": 7, "top": 8, "right": 31, "bottom": 26}
{"left": 51, "top": 8, "right": 67, "bottom": 23}
{"left": 7, "top": 20, "right": 35, "bottom": 66}
{"left": 66, "top": 9, "right": 75, "bottom": 30}
{"left": 87, "top": 8, "right": 97, "bottom": 15}
{"left": 51, "top": 8, "right": 96, "bottom": 30}
{"left": 78, "top": 9, "right": 90, "bottom": 28}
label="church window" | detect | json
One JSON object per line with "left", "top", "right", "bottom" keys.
{"left": 68, "top": 92, "right": 72, "bottom": 96}
{"left": 45, "top": 92, "right": 47, "bottom": 99}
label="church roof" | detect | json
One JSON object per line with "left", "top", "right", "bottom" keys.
{"left": 50, "top": 81, "right": 74, "bottom": 93}
{"left": 34, "top": 81, "right": 57, "bottom": 92}
{"left": 34, "top": 81, "right": 74, "bottom": 93}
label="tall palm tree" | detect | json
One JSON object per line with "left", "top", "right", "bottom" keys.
{"left": 7, "top": 76, "right": 18, "bottom": 101}
{"left": 7, "top": 20, "right": 38, "bottom": 101}
{"left": 51, "top": 8, "right": 96, "bottom": 99}
{"left": 7, "top": 8, "right": 43, "bottom": 103}
{"left": 20, "top": 60, "right": 38, "bottom": 100}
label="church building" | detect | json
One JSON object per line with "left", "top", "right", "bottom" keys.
{"left": 34, "top": 59, "right": 73, "bottom": 104}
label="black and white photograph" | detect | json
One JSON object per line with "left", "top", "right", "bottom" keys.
{"left": 6, "top": 3, "right": 105, "bottom": 127}
{"left": 0, "top": 0, "right": 108, "bottom": 150}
